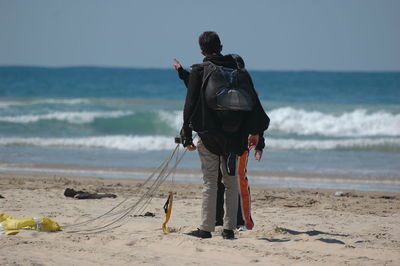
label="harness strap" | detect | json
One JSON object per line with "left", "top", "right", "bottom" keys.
{"left": 161, "top": 192, "right": 174, "bottom": 234}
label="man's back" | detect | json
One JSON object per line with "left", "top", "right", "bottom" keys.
{"left": 174, "top": 31, "right": 269, "bottom": 239}
{"left": 184, "top": 54, "right": 269, "bottom": 156}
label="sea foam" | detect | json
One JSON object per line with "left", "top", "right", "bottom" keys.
{"left": 157, "top": 110, "right": 182, "bottom": 131}
{"left": 269, "top": 107, "right": 400, "bottom": 137}
{"left": 0, "top": 136, "right": 176, "bottom": 151}
{"left": 267, "top": 137, "right": 400, "bottom": 150}
{"left": 155, "top": 107, "right": 400, "bottom": 137}
{"left": 33, "top": 98, "right": 91, "bottom": 105}
{"left": 0, "top": 98, "right": 90, "bottom": 108}
{"left": 1, "top": 135, "right": 399, "bottom": 151}
{"left": 0, "top": 111, "right": 133, "bottom": 124}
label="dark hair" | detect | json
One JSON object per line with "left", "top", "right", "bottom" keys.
{"left": 198, "top": 31, "right": 222, "bottom": 54}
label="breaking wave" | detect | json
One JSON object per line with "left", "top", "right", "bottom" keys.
{"left": 0, "top": 111, "right": 134, "bottom": 124}
{"left": 157, "top": 110, "right": 182, "bottom": 131}
{"left": 269, "top": 107, "right": 400, "bottom": 137}
{"left": 0, "top": 136, "right": 399, "bottom": 152}
{"left": 0, "top": 136, "right": 175, "bottom": 151}
{"left": 0, "top": 98, "right": 90, "bottom": 108}
{"left": 0, "top": 102, "right": 19, "bottom": 109}
{"left": 267, "top": 137, "right": 400, "bottom": 151}
{"left": 32, "top": 98, "right": 91, "bottom": 105}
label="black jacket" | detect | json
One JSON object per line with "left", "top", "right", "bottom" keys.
{"left": 179, "top": 54, "right": 269, "bottom": 155}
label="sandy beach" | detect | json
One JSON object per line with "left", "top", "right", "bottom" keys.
{"left": 2, "top": 1, "right": 400, "bottom": 266}
{"left": 0, "top": 171, "right": 399, "bottom": 266}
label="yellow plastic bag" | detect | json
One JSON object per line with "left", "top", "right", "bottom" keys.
{"left": 0, "top": 213, "right": 61, "bottom": 235}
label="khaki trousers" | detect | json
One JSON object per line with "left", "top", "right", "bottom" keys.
{"left": 197, "top": 140, "right": 238, "bottom": 232}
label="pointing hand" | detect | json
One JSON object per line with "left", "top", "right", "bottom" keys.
{"left": 173, "top": 58, "right": 182, "bottom": 71}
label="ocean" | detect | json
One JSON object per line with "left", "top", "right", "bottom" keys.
{"left": 1, "top": 66, "right": 400, "bottom": 192}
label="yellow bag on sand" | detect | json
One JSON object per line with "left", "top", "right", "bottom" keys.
{"left": 0, "top": 213, "right": 61, "bottom": 235}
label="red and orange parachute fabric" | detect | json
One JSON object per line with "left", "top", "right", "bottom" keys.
{"left": 237, "top": 151, "right": 254, "bottom": 230}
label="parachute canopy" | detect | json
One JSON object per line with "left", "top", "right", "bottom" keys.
{"left": 0, "top": 213, "right": 61, "bottom": 235}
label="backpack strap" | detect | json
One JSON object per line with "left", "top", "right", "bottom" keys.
{"left": 191, "top": 61, "right": 218, "bottom": 83}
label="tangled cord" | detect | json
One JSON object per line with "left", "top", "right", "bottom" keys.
{"left": 63, "top": 143, "right": 188, "bottom": 234}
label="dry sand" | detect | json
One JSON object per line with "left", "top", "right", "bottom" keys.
{"left": 0, "top": 172, "right": 399, "bottom": 266}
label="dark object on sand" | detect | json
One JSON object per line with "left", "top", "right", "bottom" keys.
{"left": 0, "top": 194, "right": 4, "bottom": 199}
{"left": 133, "top": 212, "right": 155, "bottom": 217}
{"left": 64, "top": 188, "right": 117, "bottom": 199}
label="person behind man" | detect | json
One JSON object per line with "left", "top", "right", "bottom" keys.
{"left": 175, "top": 31, "right": 269, "bottom": 239}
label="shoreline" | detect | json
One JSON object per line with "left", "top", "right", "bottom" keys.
{"left": 1, "top": 162, "right": 399, "bottom": 193}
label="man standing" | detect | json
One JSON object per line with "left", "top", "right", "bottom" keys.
{"left": 175, "top": 31, "right": 269, "bottom": 239}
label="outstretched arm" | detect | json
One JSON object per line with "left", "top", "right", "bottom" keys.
{"left": 181, "top": 67, "right": 202, "bottom": 151}
{"left": 173, "top": 58, "right": 190, "bottom": 88}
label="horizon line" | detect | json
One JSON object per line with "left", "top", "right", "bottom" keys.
{"left": 1, "top": 64, "right": 400, "bottom": 73}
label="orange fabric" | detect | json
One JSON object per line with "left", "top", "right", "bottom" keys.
{"left": 162, "top": 192, "right": 174, "bottom": 234}
{"left": 238, "top": 151, "right": 254, "bottom": 230}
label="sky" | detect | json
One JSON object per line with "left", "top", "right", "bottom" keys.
{"left": 1, "top": 0, "right": 399, "bottom": 71}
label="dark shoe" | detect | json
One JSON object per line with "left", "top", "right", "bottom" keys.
{"left": 222, "top": 229, "right": 235, "bottom": 239}
{"left": 186, "top": 229, "right": 212, "bottom": 239}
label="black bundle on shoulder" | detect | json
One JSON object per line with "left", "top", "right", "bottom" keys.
{"left": 203, "top": 61, "right": 254, "bottom": 112}
{"left": 200, "top": 58, "right": 255, "bottom": 133}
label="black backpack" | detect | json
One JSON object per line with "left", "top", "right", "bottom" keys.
{"left": 201, "top": 57, "right": 255, "bottom": 133}
{"left": 203, "top": 63, "right": 254, "bottom": 112}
